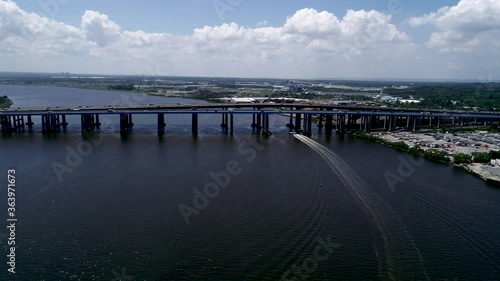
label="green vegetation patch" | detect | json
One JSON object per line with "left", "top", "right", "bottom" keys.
{"left": 0, "top": 95, "right": 13, "bottom": 108}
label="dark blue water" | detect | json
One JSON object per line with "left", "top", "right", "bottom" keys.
{"left": 1, "top": 86, "right": 500, "bottom": 280}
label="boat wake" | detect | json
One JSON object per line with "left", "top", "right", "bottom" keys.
{"left": 294, "top": 134, "right": 429, "bottom": 281}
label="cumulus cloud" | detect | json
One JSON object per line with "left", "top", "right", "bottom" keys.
{"left": 81, "top": 10, "right": 121, "bottom": 47}
{"left": 409, "top": 0, "right": 500, "bottom": 52}
{"left": 1, "top": 0, "right": 497, "bottom": 79}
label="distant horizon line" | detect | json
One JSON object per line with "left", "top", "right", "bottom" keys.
{"left": 0, "top": 71, "right": 498, "bottom": 84}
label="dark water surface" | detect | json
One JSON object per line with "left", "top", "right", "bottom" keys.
{"left": 1, "top": 86, "right": 500, "bottom": 280}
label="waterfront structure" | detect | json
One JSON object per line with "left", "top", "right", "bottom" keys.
{"left": 2, "top": 103, "right": 500, "bottom": 139}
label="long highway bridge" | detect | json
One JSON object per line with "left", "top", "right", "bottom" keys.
{"left": 2, "top": 103, "right": 500, "bottom": 138}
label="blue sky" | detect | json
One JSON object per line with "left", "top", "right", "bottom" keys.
{"left": 15, "top": 0, "right": 459, "bottom": 34}
{"left": 1, "top": 0, "right": 499, "bottom": 80}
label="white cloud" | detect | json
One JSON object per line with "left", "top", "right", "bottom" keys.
{"left": 81, "top": 10, "right": 121, "bottom": 47}
{"left": 256, "top": 20, "right": 268, "bottom": 27}
{"left": 409, "top": 0, "right": 500, "bottom": 52}
{"left": 0, "top": 1, "right": 497, "bottom": 79}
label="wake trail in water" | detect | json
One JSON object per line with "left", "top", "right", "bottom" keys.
{"left": 294, "top": 134, "right": 429, "bottom": 281}
{"left": 398, "top": 185, "right": 500, "bottom": 272}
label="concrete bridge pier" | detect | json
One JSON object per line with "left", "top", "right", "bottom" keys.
{"left": 412, "top": 117, "right": 421, "bottom": 131}
{"left": 388, "top": 116, "right": 396, "bottom": 131}
{"left": 81, "top": 114, "right": 95, "bottom": 136}
{"left": 95, "top": 115, "right": 101, "bottom": 129}
{"left": 230, "top": 113, "right": 234, "bottom": 136}
{"left": 295, "top": 113, "right": 301, "bottom": 132}
{"left": 221, "top": 110, "right": 228, "bottom": 134}
{"left": 61, "top": 115, "right": 68, "bottom": 129}
{"left": 192, "top": 113, "right": 198, "bottom": 136}
{"left": 325, "top": 115, "right": 333, "bottom": 136}
{"left": 318, "top": 114, "right": 324, "bottom": 128}
{"left": 225, "top": 113, "right": 229, "bottom": 134}
{"left": 307, "top": 114, "right": 313, "bottom": 136}
{"left": 303, "top": 114, "right": 308, "bottom": 133}
{"left": 363, "top": 116, "right": 371, "bottom": 132}
{"left": 26, "top": 115, "right": 34, "bottom": 128}
{"left": 263, "top": 114, "right": 271, "bottom": 137}
{"left": 13, "top": 115, "right": 25, "bottom": 131}
{"left": 157, "top": 113, "right": 166, "bottom": 137}
{"left": 119, "top": 113, "right": 132, "bottom": 138}
{"left": 256, "top": 113, "right": 262, "bottom": 133}
{"left": 50, "top": 115, "right": 61, "bottom": 133}
{"left": 337, "top": 115, "right": 346, "bottom": 134}
{"left": 42, "top": 114, "right": 56, "bottom": 135}
{"left": 1, "top": 116, "right": 13, "bottom": 134}
{"left": 221, "top": 112, "right": 226, "bottom": 133}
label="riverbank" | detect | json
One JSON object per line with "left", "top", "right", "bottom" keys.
{"left": 353, "top": 132, "right": 451, "bottom": 164}
{"left": 462, "top": 163, "right": 500, "bottom": 187}
{"left": 353, "top": 131, "right": 500, "bottom": 186}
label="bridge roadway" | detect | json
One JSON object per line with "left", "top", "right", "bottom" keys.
{"left": 1, "top": 103, "right": 500, "bottom": 137}
{"left": 2, "top": 102, "right": 500, "bottom": 119}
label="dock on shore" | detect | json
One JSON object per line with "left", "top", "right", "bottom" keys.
{"left": 463, "top": 164, "right": 500, "bottom": 187}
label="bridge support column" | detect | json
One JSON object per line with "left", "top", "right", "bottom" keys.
{"left": 288, "top": 112, "right": 294, "bottom": 131}
{"left": 318, "top": 114, "right": 324, "bottom": 128}
{"left": 95, "top": 114, "right": 101, "bottom": 129}
{"left": 27, "top": 115, "right": 34, "bottom": 128}
{"left": 158, "top": 113, "right": 166, "bottom": 137}
{"left": 1, "top": 116, "right": 13, "bottom": 134}
{"left": 51, "top": 115, "right": 60, "bottom": 133}
{"left": 307, "top": 114, "right": 312, "bottom": 136}
{"left": 42, "top": 115, "right": 53, "bottom": 135}
{"left": 256, "top": 113, "right": 262, "bottom": 133}
{"left": 222, "top": 110, "right": 226, "bottom": 132}
{"left": 252, "top": 112, "right": 256, "bottom": 129}
{"left": 388, "top": 116, "right": 394, "bottom": 131}
{"left": 230, "top": 113, "right": 234, "bottom": 136}
{"left": 325, "top": 115, "right": 333, "bottom": 136}
{"left": 61, "top": 115, "right": 68, "bottom": 128}
{"left": 119, "top": 114, "right": 130, "bottom": 138}
{"left": 192, "top": 113, "right": 198, "bottom": 136}
{"left": 364, "top": 116, "right": 371, "bottom": 132}
{"left": 263, "top": 114, "right": 271, "bottom": 137}
{"left": 303, "top": 114, "right": 307, "bottom": 132}
{"left": 338, "top": 115, "right": 346, "bottom": 134}
{"left": 225, "top": 113, "right": 229, "bottom": 134}
{"left": 295, "top": 112, "right": 301, "bottom": 132}
{"left": 82, "top": 114, "right": 95, "bottom": 136}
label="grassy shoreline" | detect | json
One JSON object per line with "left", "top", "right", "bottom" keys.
{"left": 353, "top": 131, "right": 451, "bottom": 164}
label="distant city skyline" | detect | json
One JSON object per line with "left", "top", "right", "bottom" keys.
{"left": 0, "top": 0, "right": 499, "bottom": 81}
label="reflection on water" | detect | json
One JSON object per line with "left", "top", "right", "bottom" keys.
{"left": 0, "top": 86, "right": 500, "bottom": 280}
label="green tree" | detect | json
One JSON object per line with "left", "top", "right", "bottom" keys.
{"left": 473, "top": 153, "right": 491, "bottom": 163}
{"left": 453, "top": 153, "right": 472, "bottom": 164}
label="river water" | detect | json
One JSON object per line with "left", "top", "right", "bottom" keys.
{"left": 0, "top": 85, "right": 500, "bottom": 281}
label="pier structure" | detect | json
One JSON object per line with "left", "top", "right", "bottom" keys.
{"left": 2, "top": 103, "right": 500, "bottom": 138}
